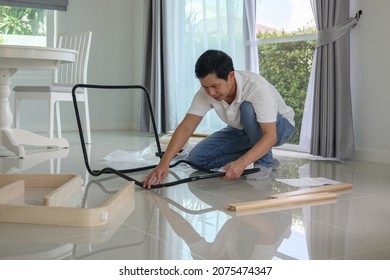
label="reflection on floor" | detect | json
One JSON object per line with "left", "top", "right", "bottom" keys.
{"left": 1, "top": 130, "right": 390, "bottom": 260}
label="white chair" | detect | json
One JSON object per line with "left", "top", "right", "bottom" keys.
{"left": 13, "top": 31, "right": 93, "bottom": 144}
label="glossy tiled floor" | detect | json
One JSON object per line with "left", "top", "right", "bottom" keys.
{"left": 1, "top": 130, "right": 390, "bottom": 260}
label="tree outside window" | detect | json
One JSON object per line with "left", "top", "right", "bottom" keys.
{"left": 257, "top": 28, "right": 316, "bottom": 145}
{"left": 0, "top": 6, "right": 46, "bottom": 45}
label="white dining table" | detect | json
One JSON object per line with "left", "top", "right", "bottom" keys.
{"left": 0, "top": 45, "right": 77, "bottom": 158}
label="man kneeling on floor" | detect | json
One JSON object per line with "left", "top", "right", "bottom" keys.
{"left": 143, "top": 49, "right": 295, "bottom": 189}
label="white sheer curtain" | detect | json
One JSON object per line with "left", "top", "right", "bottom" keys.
{"left": 244, "top": 0, "right": 259, "bottom": 74}
{"left": 163, "top": 0, "right": 253, "bottom": 132}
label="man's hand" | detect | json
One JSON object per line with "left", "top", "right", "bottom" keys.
{"left": 142, "top": 113, "right": 203, "bottom": 189}
{"left": 221, "top": 121, "right": 277, "bottom": 180}
{"left": 142, "top": 164, "right": 169, "bottom": 189}
{"left": 222, "top": 159, "right": 248, "bottom": 179}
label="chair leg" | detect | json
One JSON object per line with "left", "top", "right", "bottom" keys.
{"left": 55, "top": 101, "right": 62, "bottom": 138}
{"left": 83, "top": 95, "right": 92, "bottom": 144}
{"left": 49, "top": 99, "right": 56, "bottom": 139}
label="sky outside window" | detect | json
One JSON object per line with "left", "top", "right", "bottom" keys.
{"left": 256, "top": 0, "right": 315, "bottom": 32}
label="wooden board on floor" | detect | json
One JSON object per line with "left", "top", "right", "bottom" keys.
{"left": 268, "top": 183, "right": 352, "bottom": 199}
{"left": 226, "top": 192, "right": 337, "bottom": 212}
{"left": 167, "top": 131, "right": 211, "bottom": 137}
{"left": 0, "top": 174, "right": 135, "bottom": 227}
{"left": 160, "top": 131, "right": 211, "bottom": 145}
{"left": 226, "top": 182, "right": 352, "bottom": 212}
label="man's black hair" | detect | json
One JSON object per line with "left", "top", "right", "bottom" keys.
{"left": 195, "top": 50, "right": 234, "bottom": 81}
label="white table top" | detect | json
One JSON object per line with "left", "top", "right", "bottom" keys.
{"left": 0, "top": 45, "right": 77, "bottom": 69}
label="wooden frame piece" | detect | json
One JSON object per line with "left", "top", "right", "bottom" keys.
{"left": 0, "top": 174, "right": 81, "bottom": 206}
{"left": 0, "top": 174, "right": 135, "bottom": 227}
{"left": 167, "top": 131, "right": 210, "bottom": 137}
{"left": 230, "top": 197, "right": 337, "bottom": 216}
{"left": 160, "top": 131, "right": 210, "bottom": 145}
{"left": 226, "top": 183, "right": 352, "bottom": 212}
{"left": 226, "top": 193, "right": 337, "bottom": 211}
{"left": 268, "top": 183, "right": 352, "bottom": 199}
{"left": 0, "top": 180, "right": 25, "bottom": 203}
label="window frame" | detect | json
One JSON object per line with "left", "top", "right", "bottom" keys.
{"left": 256, "top": 33, "right": 317, "bottom": 45}
{"left": 0, "top": 0, "right": 67, "bottom": 11}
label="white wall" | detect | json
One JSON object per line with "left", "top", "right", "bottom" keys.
{"left": 11, "top": 0, "right": 147, "bottom": 132}
{"left": 350, "top": 0, "right": 390, "bottom": 164}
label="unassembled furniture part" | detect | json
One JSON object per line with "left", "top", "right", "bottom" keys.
{"left": 0, "top": 174, "right": 134, "bottom": 227}
{"left": 226, "top": 183, "right": 352, "bottom": 211}
{"left": 268, "top": 183, "right": 352, "bottom": 199}
{"left": 159, "top": 131, "right": 210, "bottom": 146}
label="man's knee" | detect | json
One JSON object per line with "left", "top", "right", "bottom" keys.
{"left": 187, "top": 148, "right": 204, "bottom": 167}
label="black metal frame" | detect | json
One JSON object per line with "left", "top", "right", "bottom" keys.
{"left": 71, "top": 84, "right": 259, "bottom": 188}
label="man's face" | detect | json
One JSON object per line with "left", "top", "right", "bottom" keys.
{"left": 199, "top": 72, "right": 235, "bottom": 102}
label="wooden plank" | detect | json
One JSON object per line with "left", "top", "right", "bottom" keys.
{"left": 268, "top": 183, "right": 352, "bottom": 199}
{"left": 43, "top": 175, "right": 81, "bottom": 206}
{"left": 226, "top": 192, "right": 337, "bottom": 212}
{"left": 0, "top": 180, "right": 25, "bottom": 203}
{"left": 231, "top": 197, "right": 336, "bottom": 216}
{"left": 0, "top": 174, "right": 81, "bottom": 206}
{"left": 160, "top": 132, "right": 209, "bottom": 145}
{"left": 167, "top": 131, "right": 210, "bottom": 137}
{"left": 0, "top": 174, "right": 77, "bottom": 188}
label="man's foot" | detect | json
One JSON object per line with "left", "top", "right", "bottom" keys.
{"left": 245, "top": 164, "right": 272, "bottom": 180}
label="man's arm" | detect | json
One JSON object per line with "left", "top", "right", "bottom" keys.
{"left": 143, "top": 113, "right": 203, "bottom": 188}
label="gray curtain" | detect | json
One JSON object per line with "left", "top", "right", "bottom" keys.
{"left": 0, "top": 0, "right": 68, "bottom": 11}
{"left": 310, "top": 0, "right": 361, "bottom": 160}
{"left": 138, "top": 0, "right": 166, "bottom": 134}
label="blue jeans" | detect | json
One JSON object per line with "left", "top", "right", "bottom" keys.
{"left": 188, "top": 101, "right": 295, "bottom": 169}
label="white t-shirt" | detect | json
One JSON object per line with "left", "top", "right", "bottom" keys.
{"left": 187, "top": 71, "right": 295, "bottom": 129}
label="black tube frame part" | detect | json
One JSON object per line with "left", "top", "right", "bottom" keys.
{"left": 71, "top": 84, "right": 259, "bottom": 188}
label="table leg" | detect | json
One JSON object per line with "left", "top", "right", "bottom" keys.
{"left": 0, "top": 68, "right": 69, "bottom": 158}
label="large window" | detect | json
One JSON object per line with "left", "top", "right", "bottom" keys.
{"left": 0, "top": 5, "right": 47, "bottom": 46}
{"left": 256, "top": 0, "right": 316, "bottom": 147}
{"left": 165, "top": 0, "right": 246, "bottom": 133}
{"left": 167, "top": 0, "right": 316, "bottom": 147}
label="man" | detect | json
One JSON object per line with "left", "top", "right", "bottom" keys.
{"left": 143, "top": 50, "right": 295, "bottom": 188}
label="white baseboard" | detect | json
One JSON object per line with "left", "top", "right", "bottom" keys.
{"left": 276, "top": 144, "right": 390, "bottom": 166}
{"left": 353, "top": 148, "right": 390, "bottom": 165}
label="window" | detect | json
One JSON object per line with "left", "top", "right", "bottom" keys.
{"left": 0, "top": 6, "right": 47, "bottom": 46}
{"left": 165, "top": 0, "right": 246, "bottom": 132}
{"left": 256, "top": 0, "right": 316, "bottom": 147}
